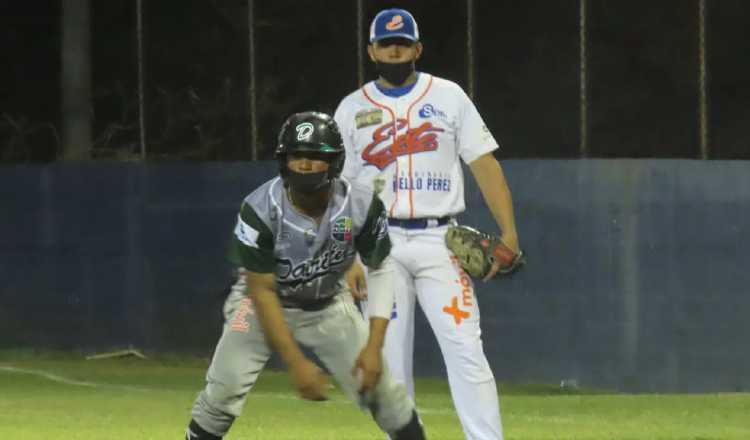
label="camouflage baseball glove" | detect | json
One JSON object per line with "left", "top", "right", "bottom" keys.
{"left": 445, "top": 224, "right": 526, "bottom": 279}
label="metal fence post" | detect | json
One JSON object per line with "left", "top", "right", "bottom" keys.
{"left": 579, "top": 0, "right": 589, "bottom": 158}
{"left": 467, "top": 0, "right": 475, "bottom": 100}
{"left": 698, "top": 0, "right": 710, "bottom": 159}
{"left": 136, "top": 0, "right": 146, "bottom": 159}
{"left": 357, "top": 0, "right": 365, "bottom": 87}
{"left": 248, "top": 0, "right": 258, "bottom": 161}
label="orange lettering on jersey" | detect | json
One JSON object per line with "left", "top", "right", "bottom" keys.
{"left": 230, "top": 298, "right": 254, "bottom": 333}
{"left": 450, "top": 255, "right": 474, "bottom": 307}
{"left": 362, "top": 119, "right": 444, "bottom": 170}
{"left": 443, "top": 296, "right": 470, "bottom": 325}
{"left": 459, "top": 276, "right": 473, "bottom": 307}
{"left": 462, "top": 287, "right": 473, "bottom": 307}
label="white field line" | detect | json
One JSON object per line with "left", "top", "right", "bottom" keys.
{"left": 0, "top": 365, "right": 152, "bottom": 392}
{"left": 0, "top": 364, "right": 452, "bottom": 415}
{"left": 0, "top": 365, "right": 100, "bottom": 388}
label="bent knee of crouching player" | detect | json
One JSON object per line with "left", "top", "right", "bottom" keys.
{"left": 191, "top": 377, "right": 250, "bottom": 437}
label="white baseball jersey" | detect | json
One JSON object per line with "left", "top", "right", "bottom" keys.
{"left": 334, "top": 73, "right": 499, "bottom": 219}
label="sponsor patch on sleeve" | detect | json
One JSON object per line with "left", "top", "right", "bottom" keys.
{"left": 234, "top": 215, "right": 260, "bottom": 248}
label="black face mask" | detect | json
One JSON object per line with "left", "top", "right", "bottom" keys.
{"left": 286, "top": 170, "right": 330, "bottom": 194}
{"left": 375, "top": 60, "right": 415, "bottom": 86}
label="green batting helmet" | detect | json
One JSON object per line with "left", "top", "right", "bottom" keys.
{"left": 275, "top": 111, "right": 345, "bottom": 183}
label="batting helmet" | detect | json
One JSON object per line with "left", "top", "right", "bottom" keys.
{"left": 275, "top": 111, "right": 345, "bottom": 192}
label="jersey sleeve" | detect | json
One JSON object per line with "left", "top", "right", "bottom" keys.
{"left": 456, "top": 87, "right": 501, "bottom": 164}
{"left": 227, "top": 202, "right": 275, "bottom": 273}
{"left": 354, "top": 194, "right": 392, "bottom": 268}
{"left": 334, "top": 100, "right": 359, "bottom": 181}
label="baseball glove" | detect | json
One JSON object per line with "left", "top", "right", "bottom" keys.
{"left": 445, "top": 224, "right": 526, "bottom": 279}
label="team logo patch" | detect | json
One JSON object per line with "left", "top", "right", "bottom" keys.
{"left": 296, "top": 122, "right": 314, "bottom": 141}
{"left": 418, "top": 103, "right": 447, "bottom": 119}
{"left": 355, "top": 108, "right": 383, "bottom": 129}
{"left": 332, "top": 217, "right": 353, "bottom": 242}
{"left": 385, "top": 15, "right": 404, "bottom": 31}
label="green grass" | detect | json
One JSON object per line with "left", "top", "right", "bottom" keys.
{"left": 1, "top": 351, "right": 748, "bottom": 439}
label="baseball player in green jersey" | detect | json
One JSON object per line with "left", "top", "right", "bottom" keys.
{"left": 184, "top": 112, "right": 426, "bottom": 439}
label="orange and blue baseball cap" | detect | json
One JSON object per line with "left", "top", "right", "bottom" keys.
{"left": 369, "top": 8, "right": 419, "bottom": 43}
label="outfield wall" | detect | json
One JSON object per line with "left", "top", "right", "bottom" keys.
{"left": 1, "top": 160, "right": 748, "bottom": 392}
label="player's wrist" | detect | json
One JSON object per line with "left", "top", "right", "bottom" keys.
{"left": 283, "top": 350, "right": 309, "bottom": 370}
{"left": 363, "top": 338, "right": 384, "bottom": 352}
{"left": 499, "top": 233, "right": 519, "bottom": 253}
{"left": 365, "top": 317, "right": 388, "bottom": 349}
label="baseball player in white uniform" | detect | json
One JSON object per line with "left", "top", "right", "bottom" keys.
{"left": 184, "top": 112, "right": 426, "bottom": 439}
{"left": 334, "top": 9, "right": 520, "bottom": 440}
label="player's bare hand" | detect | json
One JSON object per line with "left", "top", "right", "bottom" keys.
{"left": 346, "top": 260, "right": 368, "bottom": 300}
{"left": 352, "top": 344, "right": 383, "bottom": 394}
{"left": 290, "top": 359, "right": 330, "bottom": 401}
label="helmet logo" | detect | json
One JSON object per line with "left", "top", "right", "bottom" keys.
{"left": 385, "top": 15, "right": 404, "bottom": 31}
{"left": 295, "top": 122, "right": 314, "bottom": 141}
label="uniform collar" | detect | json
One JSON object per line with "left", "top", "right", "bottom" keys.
{"left": 365, "top": 73, "right": 430, "bottom": 102}
{"left": 374, "top": 73, "right": 420, "bottom": 97}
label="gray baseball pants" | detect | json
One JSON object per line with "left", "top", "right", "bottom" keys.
{"left": 191, "top": 286, "right": 415, "bottom": 437}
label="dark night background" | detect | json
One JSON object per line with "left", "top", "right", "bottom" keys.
{"left": 1, "top": 0, "right": 748, "bottom": 162}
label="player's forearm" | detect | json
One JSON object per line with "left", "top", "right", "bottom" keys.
{"left": 469, "top": 153, "right": 519, "bottom": 249}
{"left": 365, "top": 317, "right": 389, "bottom": 350}
{"left": 251, "top": 288, "right": 306, "bottom": 366}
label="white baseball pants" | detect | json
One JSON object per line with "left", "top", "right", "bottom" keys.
{"left": 383, "top": 224, "right": 504, "bottom": 440}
